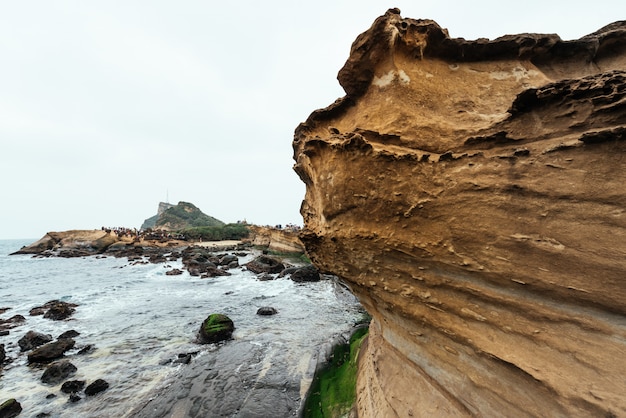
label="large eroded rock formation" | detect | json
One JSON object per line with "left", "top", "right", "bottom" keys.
{"left": 246, "top": 225, "right": 305, "bottom": 253}
{"left": 293, "top": 9, "right": 626, "bottom": 417}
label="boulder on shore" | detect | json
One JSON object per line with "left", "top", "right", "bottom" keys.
{"left": 61, "top": 380, "right": 86, "bottom": 394}
{"left": 289, "top": 265, "right": 321, "bottom": 283}
{"left": 0, "top": 399, "right": 22, "bottom": 418}
{"left": 182, "top": 247, "right": 231, "bottom": 278}
{"left": 85, "top": 379, "right": 109, "bottom": 396}
{"left": 17, "top": 330, "right": 52, "bottom": 351}
{"left": 18, "top": 330, "right": 53, "bottom": 352}
{"left": 0, "top": 315, "right": 25, "bottom": 333}
{"left": 30, "top": 300, "right": 78, "bottom": 320}
{"left": 197, "top": 314, "right": 235, "bottom": 344}
{"left": 256, "top": 307, "right": 278, "bottom": 316}
{"left": 27, "top": 338, "right": 75, "bottom": 364}
{"left": 245, "top": 255, "right": 284, "bottom": 274}
{"left": 41, "top": 360, "right": 77, "bottom": 385}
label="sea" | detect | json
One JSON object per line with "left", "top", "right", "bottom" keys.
{"left": 0, "top": 239, "right": 366, "bottom": 417}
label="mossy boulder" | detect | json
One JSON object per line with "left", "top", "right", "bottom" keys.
{"left": 0, "top": 399, "right": 22, "bottom": 418}
{"left": 197, "top": 314, "right": 235, "bottom": 344}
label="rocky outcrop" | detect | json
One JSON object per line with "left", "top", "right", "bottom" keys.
{"left": 18, "top": 330, "right": 53, "bottom": 351}
{"left": 12, "top": 229, "right": 188, "bottom": 257}
{"left": 245, "top": 255, "right": 285, "bottom": 274}
{"left": 246, "top": 225, "right": 305, "bottom": 253}
{"left": 41, "top": 360, "right": 77, "bottom": 385}
{"left": 84, "top": 379, "right": 110, "bottom": 396}
{"left": 14, "top": 230, "right": 120, "bottom": 255}
{"left": 27, "top": 338, "right": 75, "bottom": 364}
{"left": 293, "top": 9, "right": 626, "bottom": 417}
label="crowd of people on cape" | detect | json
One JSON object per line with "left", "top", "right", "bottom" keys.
{"left": 101, "top": 227, "right": 186, "bottom": 242}
{"left": 270, "top": 223, "right": 302, "bottom": 231}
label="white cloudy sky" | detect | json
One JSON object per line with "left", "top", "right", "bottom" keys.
{"left": 1, "top": 1, "right": 623, "bottom": 239}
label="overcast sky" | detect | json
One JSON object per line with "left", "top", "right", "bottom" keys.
{"left": 1, "top": 1, "right": 623, "bottom": 239}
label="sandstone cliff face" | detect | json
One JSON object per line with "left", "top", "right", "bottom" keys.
{"left": 246, "top": 225, "right": 305, "bottom": 254}
{"left": 294, "top": 9, "right": 626, "bottom": 417}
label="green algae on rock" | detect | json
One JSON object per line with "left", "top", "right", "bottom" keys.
{"left": 0, "top": 398, "right": 22, "bottom": 418}
{"left": 197, "top": 314, "right": 235, "bottom": 344}
{"left": 303, "top": 326, "right": 369, "bottom": 418}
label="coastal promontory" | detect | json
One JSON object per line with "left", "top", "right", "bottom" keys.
{"left": 294, "top": 9, "right": 626, "bottom": 417}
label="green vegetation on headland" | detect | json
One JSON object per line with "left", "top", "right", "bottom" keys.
{"left": 141, "top": 201, "right": 225, "bottom": 231}
{"left": 139, "top": 201, "right": 249, "bottom": 241}
{"left": 157, "top": 201, "right": 224, "bottom": 230}
{"left": 181, "top": 223, "right": 249, "bottom": 241}
{"left": 303, "top": 326, "right": 369, "bottom": 418}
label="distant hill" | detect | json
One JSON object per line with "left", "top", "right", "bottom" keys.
{"left": 141, "top": 201, "right": 225, "bottom": 231}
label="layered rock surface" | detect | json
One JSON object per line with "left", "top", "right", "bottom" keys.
{"left": 246, "top": 225, "right": 305, "bottom": 253}
{"left": 293, "top": 9, "right": 626, "bottom": 417}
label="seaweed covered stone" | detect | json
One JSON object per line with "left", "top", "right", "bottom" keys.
{"left": 197, "top": 314, "right": 235, "bottom": 344}
{"left": 0, "top": 399, "right": 22, "bottom": 418}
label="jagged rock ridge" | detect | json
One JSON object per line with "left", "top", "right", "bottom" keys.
{"left": 294, "top": 9, "right": 626, "bottom": 417}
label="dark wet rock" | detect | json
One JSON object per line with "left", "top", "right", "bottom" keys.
{"left": 18, "top": 331, "right": 53, "bottom": 352}
{"left": 245, "top": 255, "right": 285, "bottom": 274}
{"left": 0, "top": 315, "right": 26, "bottom": 332}
{"left": 45, "top": 393, "right": 56, "bottom": 399}
{"left": 58, "top": 249, "right": 92, "bottom": 258}
{"left": 68, "top": 393, "right": 81, "bottom": 403}
{"left": 200, "top": 269, "right": 231, "bottom": 279}
{"left": 61, "top": 380, "right": 85, "bottom": 394}
{"left": 197, "top": 314, "right": 235, "bottom": 344}
{"left": 278, "top": 267, "right": 299, "bottom": 278}
{"left": 219, "top": 254, "right": 238, "bottom": 266}
{"left": 174, "top": 354, "right": 191, "bottom": 365}
{"left": 85, "top": 379, "right": 109, "bottom": 396}
{"left": 0, "top": 344, "right": 5, "bottom": 364}
{"left": 77, "top": 344, "right": 95, "bottom": 355}
{"left": 256, "top": 307, "right": 278, "bottom": 316}
{"left": 35, "top": 413, "right": 51, "bottom": 418}
{"left": 182, "top": 247, "right": 231, "bottom": 278}
{"left": 43, "top": 301, "right": 77, "bottom": 320}
{"left": 257, "top": 273, "right": 276, "bottom": 281}
{"left": 0, "top": 331, "right": 8, "bottom": 336}
{"left": 0, "top": 398, "right": 22, "bottom": 418}
{"left": 148, "top": 253, "right": 167, "bottom": 264}
{"left": 173, "top": 352, "right": 198, "bottom": 365}
{"left": 57, "top": 330, "right": 80, "bottom": 339}
{"left": 41, "top": 360, "right": 77, "bottom": 385}
{"left": 165, "top": 268, "right": 183, "bottom": 276}
{"left": 0, "top": 308, "right": 10, "bottom": 315}
{"left": 131, "top": 339, "right": 301, "bottom": 418}
{"left": 29, "top": 307, "right": 46, "bottom": 316}
{"left": 289, "top": 265, "right": 321, "bottom": 283}
{"left": 30, "top": 300, "right": 78, "bottom": 320}
{"left": 28, "top": 338, "right": 75, "bottom": 364}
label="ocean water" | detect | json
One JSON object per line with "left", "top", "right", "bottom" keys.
{"left": 0, "top": 239, "right": 365, "bottom": 417}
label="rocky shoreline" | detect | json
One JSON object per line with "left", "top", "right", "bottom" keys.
{"left": 3, "top": 234, "right": 360, "bottom": 417}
